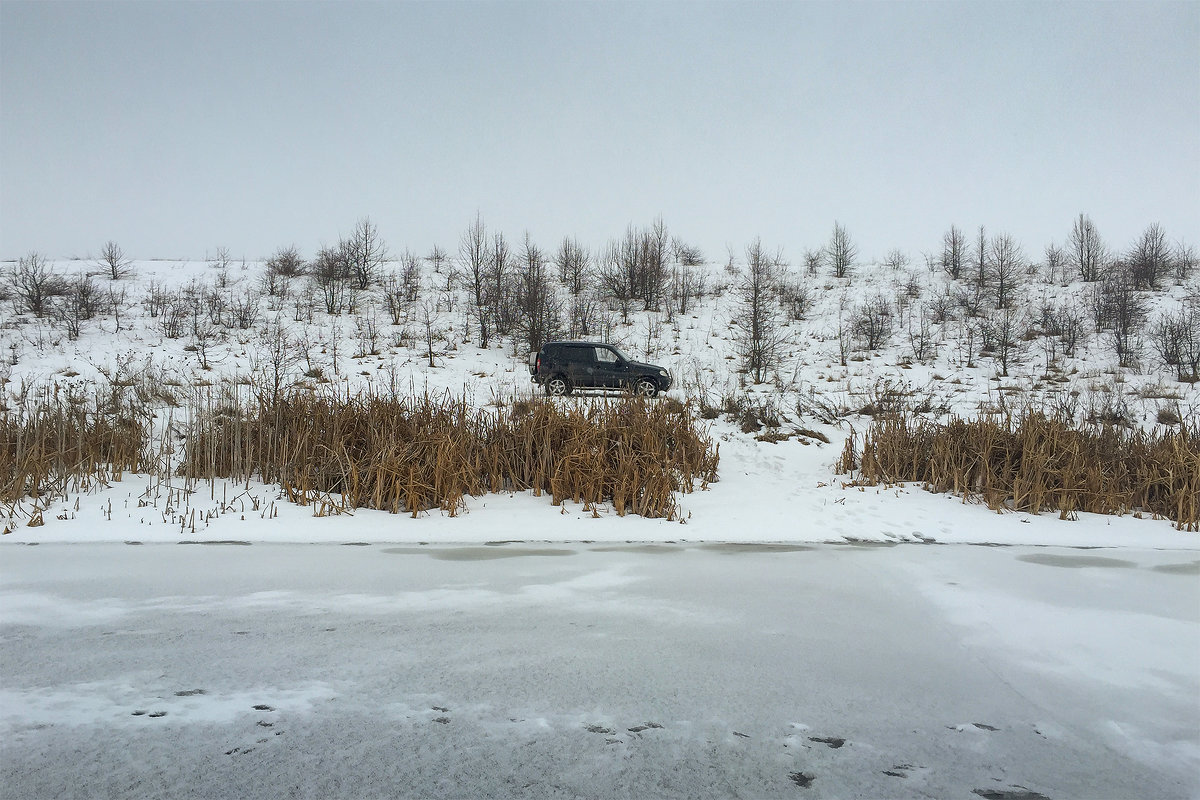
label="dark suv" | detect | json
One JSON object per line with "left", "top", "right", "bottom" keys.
{"left": 529, "top": 341, "right": 672, "bottom": 397}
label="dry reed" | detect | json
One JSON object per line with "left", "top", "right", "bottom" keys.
{"left": 181, "top": 390, "right": 719, "bottom": 520}
{"left": 0, "top": 385, "right": 151, "bottom": 516}
{"left": 839, "top": 412, "right": 1200, "bottom": 530}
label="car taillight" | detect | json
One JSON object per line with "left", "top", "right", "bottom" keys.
{"left": 536, "top": 356, "right": 541, "bottom": 372}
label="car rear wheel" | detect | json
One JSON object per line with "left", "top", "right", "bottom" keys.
{"left": 634, "top": 378, "right": 658, "bottom": 398}
{"left": 546, "top": 376, "right": 571, "bottom": 396}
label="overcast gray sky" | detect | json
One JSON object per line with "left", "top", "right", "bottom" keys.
{"left": 2, "top": 0, "right": 1197, "bottom": 265}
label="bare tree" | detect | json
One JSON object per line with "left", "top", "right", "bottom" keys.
{"left": 262, "top": 245, "right": 306, "bottom": 298}
{"left": 670, "top": 262, "right": 707, "bottom": 317}
{"left": 987, "top": 233, "right": 1025, "bottom": 309}
{"left": 425, "top": 244, "right": 454, "bottom": 292}
{"left": 345, "top": 217, "right": 388, "bottom": 290}
{"left": 851, "top": 294, "right": 894, "bottom": 352}
{"left": 1127, "top": 223, "right": 1172, "bottom": 290}
{"left": 514, "top": 232, "right": 563, "bottom": 353}
{"left": 1101, "top": 266, "right": 1147, "bottom": 367}
{"left": 459, "top": 214, "right": 491, "bottom": 347}
{"left": 736, "top": 239, "right": 788, "bottom": 383}
{"left": 1174, "top": 241, "right": 1196, "bottom": 283}
{"left": 566, "top": 290, "right": 600, "bottom": 338}
{"left": 488, "top": 232, "right": 515, "bottom": 338}
{"left": 354, "top": 306, "right": 381, "bottom": 357}
{"left": 55, "top": 273, "right": 100, "bottom": 340}
{"left": 311, "top": 245, "right": 348, "bottom": 315}
{"left": 99, "top": 241, "right": 135, "bottom": 280}
{"left": 7, "top": 252, "right": 66, "bottom": 316}
{"left": 253, "top": 316, "right": 300, "bottom": 404}
{"left": 210, "top": 247, "right": 234, "bottom": 288}
{"left": 267, "top": 244, "right": 307, "bottom": 277}
{"left": 608, "top": 221, "right": 671, "bottom": 312}
{"left": 227, "top": 289, "right": 261, "bottom": 329}
{"left": 826, "top": 221, "right": 856, "bottom": 279}
{"left": 981, "top": 306, "right": 1026, "bottom": 376}
{"left": 596, "top": 242, "right": 634, "bottom": 324}
{"left": 882, "top": 248, "right": 909, "bottom": 271}
{"left": 671, "top": 237, "right": 705, "bottom": 267}
{"left": 189, "top": 315, "right": 220, "bottom": 370}
{"left": 1052, "top": 300, "right": 1088, "bottom": 358}
{"left": 973, "top": 225, "right": 987, "bottom": 288}
{"left": 416, "top": 299, "right": 443, "bottom": 368}
{"left": 803, "top": 249, "right": 822, "bottom": 277}
{"left": 907, "top": 306, "right": 937, "bottom": 363}
{"left": 1069, "top": 213, "right": 1108, "bottom": 282}
{"left": 105, "top": 283, "right": 129, "bottom": 333}
{"left": 940, "top": 226, "right": 967, "bottom": 280}
{"left": 640, "top": 217, "right": 670, "bottom": 310}
{"left": 1149, "top": 301, "right": 1200, "bottom": 382}
{"left": 380, "top": 273, "right": 410, "bottom": 326}
{"left": 1043, "top": 242, "right": 1067, "bottom": 285}
{"left": 397, "top": 250, "right": 422, "bottom": 303}
{"left": 554, "top": 236, "right": 592, "bottom": 295}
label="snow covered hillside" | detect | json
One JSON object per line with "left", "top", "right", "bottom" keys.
{"left": 1, "top": 227, "right": 1198, "bottom": 547}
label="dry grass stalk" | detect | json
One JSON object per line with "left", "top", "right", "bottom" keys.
{"left": 181, "top": 390, "right": 719, "bottom": 520}
{"left": 839, "top": 411, "right": 1200, "bottom": 530}
{"left": 0, "top": 385, "right": 150, "bottom": 514}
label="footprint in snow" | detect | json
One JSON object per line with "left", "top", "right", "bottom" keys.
{"left": 808, "top": 736, "right": 845, "bottom": 748}
{"left": 789, "top": 772, "right": 815, "bottom": 788}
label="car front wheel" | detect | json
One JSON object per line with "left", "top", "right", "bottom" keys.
{"left": 634, "top": 378, "right": 658, "bottom": 398}
{"left": 546, "top": 376, "right": 571, "bottom": 396}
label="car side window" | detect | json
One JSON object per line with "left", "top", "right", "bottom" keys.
{"left": 569, "top": 346, "right": 596, "bottom": 364}
{"left": 595, "top": 347, "right": 617, "bottom": 364}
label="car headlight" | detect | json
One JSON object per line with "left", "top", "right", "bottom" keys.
{"left": 658, "top": 369, "right": 669, "bottom": 378}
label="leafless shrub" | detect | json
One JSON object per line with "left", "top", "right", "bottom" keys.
{"left": 850, "top": 294, "right": 893, "bottom": 352}
{"left": 907, "top": 307, "right": 938, "bottom": 363}
{"left": 1149, "top": 302, "right": 1200, "bottom": 383}
{"left": 926, "top": 288, "right": 957, "bottom": 325}
{"left": 7, "top": 252, "right": 67, "bottom": 316}
{"left": 980, "top": 306, "right": 1026, "bottom": 376}
{"left": 777, "top": 271, "right": 812, "bottom": 321}
{"left": 398, "top": 250, "right": 422, "bottom": 303}
{"left": 354, "top": 307, "right": 381, "bottom": 358}
{"left": 143, "top": 281, "right": 170, "bottom": 318}
{"left": 227, "top": 289, "right": 261, "bottom": 330}
{"left": 262, "top": 245, "right": 306, "bottom": 297}
{"left": 55, "top": 273, "right": 101, "bottom": 340}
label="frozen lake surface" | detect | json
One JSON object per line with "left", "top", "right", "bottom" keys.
{"left": 2, "top": 542, "right": 1197, "bottom": 799}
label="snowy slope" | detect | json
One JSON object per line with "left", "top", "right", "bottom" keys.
{"left": 1, "top": 255, "right": 1197, "bottom": 548}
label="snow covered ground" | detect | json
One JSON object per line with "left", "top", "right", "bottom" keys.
{"left": 2, "top": 542, "right": 1197, "bottom": 799}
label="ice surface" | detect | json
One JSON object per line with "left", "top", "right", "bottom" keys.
{"left": 1, "top": 542, "right": 1197, "bottom": 799}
